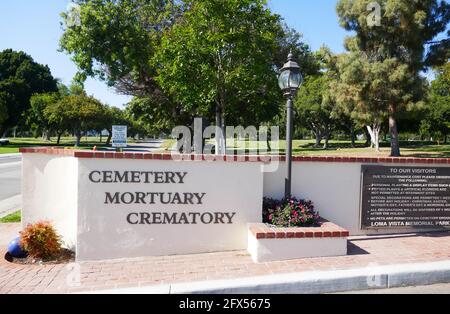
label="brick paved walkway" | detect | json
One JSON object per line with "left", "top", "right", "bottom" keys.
{"left": 1, "top": 223, "right": 449, "bottom": 294}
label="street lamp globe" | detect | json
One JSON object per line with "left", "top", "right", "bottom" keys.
{"left": 278, "top": 52, "right": 302, "bottom": 97}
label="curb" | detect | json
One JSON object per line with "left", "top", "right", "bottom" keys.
{"left": 0, "top": 153, "right": 21, "bottom": 159}
{"left": 86, "top": 260, "right": 450, "bottom": 294}
{"left": 0, "top": 195, "right": 22, "bottom": 218}
{"left": 0, "top": 161, "right": 21, "bottom": 170}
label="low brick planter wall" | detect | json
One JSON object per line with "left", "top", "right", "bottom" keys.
{"left": 18, "top": 147, "right": 450, "bottom": 165}
{"left": 247, "top": 220, "right": 349, "bottom": 263}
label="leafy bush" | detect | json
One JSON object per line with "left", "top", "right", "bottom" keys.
{"left": 19, "top": 221, "right": 62, "bottom": 260}
{"left": 263, "top": 198, "right": 320, "bottom": 227}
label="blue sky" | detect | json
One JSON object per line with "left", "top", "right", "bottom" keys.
{"left": 269, "top": 0, "right": 349, "bottom": 53}
{"left": 0, "top": 1, "right": 441, "bottom": 107}
{"left": 0, "top": 0, "right": 349, "bottom": 108}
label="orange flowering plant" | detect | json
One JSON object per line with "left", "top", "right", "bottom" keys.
{"left": 19, "top": 221, "right": 62, "bottom": 260}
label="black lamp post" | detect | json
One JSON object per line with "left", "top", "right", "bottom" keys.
{"left": 278, "top": 52, "right": 303, "bottom": 199}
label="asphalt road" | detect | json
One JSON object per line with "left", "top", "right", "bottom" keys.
{"left": 0, "top": 154, "right": 21, "bottom": 202}
{"left": 0, "top": 140, "right": 164, "bottom": 210}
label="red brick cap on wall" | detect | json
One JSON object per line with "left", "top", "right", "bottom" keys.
{"left": 18, "top": 147, "right": 450, "bottom": 164}
{"left": 249, "top": 220, "right": 350, "bottom": 240}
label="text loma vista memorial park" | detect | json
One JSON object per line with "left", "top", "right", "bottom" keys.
{"left": 88, "top": 170, "right": 237, "bottom": 225}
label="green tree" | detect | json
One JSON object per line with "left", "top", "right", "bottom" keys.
{"left": 422, "top": 62, "right": 450, "bottom": 143}
{"left": 28, "top": 93, "right": 60, "bottom": 140}
{"left": 317, "top": 47, "right": 361, "bottom": 148}
{"left": 156, "top": 0, "right": 283, "bottom": 153}
{"left": 60, "top": 0, "right": 186, "bottom": 129}
{"left": 28, "top": 83, "right": 80, "bottom": 143}
{"left": 104, "top": 106, "right": 130, "bottom": 145}
{"left": 295, "top": 75, "right": 336, "bottom": 149}
{"left": 45, "top": 93, "right": 106, "bottom": 146}
{"left": 332, "top": 52, "right": 388, "bottom": 151}
{"left": 125, "top": 96, "right": 190, "bottom": 136}
{"left": 336, "top": 0, "right": 450, "bottom": 156}
{"left": 0, "top": 49, "right": 58, "bottom": 136}
{"left": 0, "top": 96, "right": 7, "bottom": 128}
{"left": 60, "top": 0, "right": 317, "bottom": 145}
{"left": 44, "top": 100, "right": 70, "bottom": 145}
{"left": 60, "top": 0, "right": 184, "bottom": 96}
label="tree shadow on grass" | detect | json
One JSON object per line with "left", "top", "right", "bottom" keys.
{"left": 7, "top": 141, "right": 110, "bottom": 150}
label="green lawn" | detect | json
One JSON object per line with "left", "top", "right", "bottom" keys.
{"left": 161, "top": 139, "right": 450, "bottom": 158}
{"left": 0, "top": 211, "right": 21, "bottom": 223}
{"left": 0, "top": 136, "right": 135, "bottom": 154}
{"left": 5, "top": 137, "right": 448, "bottom": 158}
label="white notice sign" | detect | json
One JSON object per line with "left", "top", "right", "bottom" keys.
{"left": 112, "top": 125, "right": 127, "bottom": 148}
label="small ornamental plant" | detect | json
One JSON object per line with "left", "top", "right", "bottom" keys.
{"left": 19, "top": 221, "right": 62, "bottom": 261}
{"left": 263, "top": 198, "right": 321, "bottom": 227}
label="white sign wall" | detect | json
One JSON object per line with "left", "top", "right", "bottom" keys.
{"left": 76, "top": 158, "right": 263, "bottom": 261}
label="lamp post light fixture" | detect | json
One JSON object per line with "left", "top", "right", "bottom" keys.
{"left": 278, "top": 52, "right": 303, "bottom": 200}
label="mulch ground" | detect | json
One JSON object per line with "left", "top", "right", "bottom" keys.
{"left": 5, "top": 249, "right": 75, "bottom": 265}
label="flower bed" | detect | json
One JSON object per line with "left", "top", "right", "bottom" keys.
{"left": 248, "top": 198, "right": 349, "bottom": 263}
{"left": 247, "top": 220, "right": 349, "bottom": 263}
{"left": 263, "top": 198, "right": 320, "bottom": 227}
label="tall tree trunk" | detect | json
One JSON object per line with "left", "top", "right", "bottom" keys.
{"left": 221, "top": 107, "right": 226, "bottom": 154}
{"left": 57, "top": 132, "right": 62, "bottom": 145}
{"left": 364, "top": 127, "right": 371, "bottom": 147}
{"left": 323, "top": 134, "right": 330, "bottom": 150}
{"left": 367, "top": 124, "right": 381, "bottom": 152}
{"left": 350, "top": 124, "right": 356, "bottom": 148}
{"left": 106, "top": 130, "right": 112, "bottom": 145}
{"left": 99, "top": 132, "right": 102, "bottom": 143}
{"left": 2, "top": 129, "right": 8, "bottom": 138}
{"left": 314, "top": 131, "right": 322, "bottom": 147}
{"left": 374, "top": 127, "right": 380, "bottom": 152}
{"left": 389, "top": 105, "right": 401, "bottom": 157}
{"left": 266, "top": 128, "right": 271, "bottom": 152}
{"left": 215, "top": 106, "right": 221, "bottom": 155}
{"left": 42, "top": 130, "right": 51, "bottom": 141}
{"left": 215, "top": 105, "right": 225, "bottom": 155}
{"left": 75, "top": 130, "right": 82, "bottom": 147}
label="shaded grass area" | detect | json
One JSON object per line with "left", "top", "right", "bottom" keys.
{"left": 0, "top": 211, "right": 21, "bottom": 223}
{"left": 283, "top": 140, "right": 450, "bottom": 158}
{"left": 0, "top": 137, "right": 135, "bottom": 154}
{"left": 162, "top": 139, "right": 450, "bottom": 158}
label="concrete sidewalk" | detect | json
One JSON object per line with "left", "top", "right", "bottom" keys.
{"left": 0, "top": 223, "right": 21, "bottom": 247}
{"left": 0, "top": 153, "right": 21, "bottom": 218}
{"left": 89, "top": 260, "right": 450, "bottom": 294}
{"left": 0, "top": 195, "right": 21, "bottom": 218}
{"left": 0, "top": 224, "right": 449, "bottom": 294}
{"left": 0, "top": 153, "right": 21, "bottom": 159}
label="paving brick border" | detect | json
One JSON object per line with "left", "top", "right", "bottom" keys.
{"left": 19, "top": 147, "right": 450, "bottom": 164}
{"left": 248, "top": 220, "right": 349, "bottom": 240}
{"left": 1, "top": 229, "right": 450, "bottom": 294}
